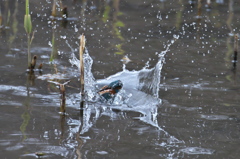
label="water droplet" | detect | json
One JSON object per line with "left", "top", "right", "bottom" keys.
{"left": 48, "top": 41, "right": 52, "bottom": 47}
{"left": 75, "top": 26, "right": 78, "bottom": 32}
{"left": 43, "top": 131, "right": 49, "bottom": 139}
{"left": 60, "top": 35, "right": 66, "bottom": 39}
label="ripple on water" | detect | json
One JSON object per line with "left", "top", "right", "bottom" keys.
{"left": 96, "top": 151, "right": 108, "bottom": 155}
{"left": 180, "top": 147, "right": 214, "bottom": 155}
{"left": 5, "top": 144, "right": 24, "bottom": 151}
{"left": 200, "top": 114, "right": 229, "bottom": 120}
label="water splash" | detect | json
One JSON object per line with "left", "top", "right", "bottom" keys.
{"left": 65, "top": 36, "right": 183, "bottom": 158}
{"left": 97, "top": 35, "right": 179, "bottom": 101}
{"left": 68, "top": 41, "right": 97, "bottom": 101}
{"left": 68, "top": 35, "right": 179, "bottom": 129}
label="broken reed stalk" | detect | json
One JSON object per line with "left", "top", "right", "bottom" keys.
{"left": 62, "top": 6, "right": 68, "bottom": 19}
{"left": 30, "top": 55, "right": 37, "bottom": 70}
{"left": 61, "top": 6, "right": 68, "bottom": 28}
{"left": 51, "top": 0, "right": 57, "bottom": 17}
{"left": 28, "top": 54, "right": 42, "bottom": 72}
{"left": 58, "top": 81, "right": 70, "bottom": 114}
{"left": 233, "top": 34, "right": 238, "bottom": 69}
{"left": 79, "top": 34, "right": 86, "bottom": 97}
{"left": 59, "top": 84, "right": 66, "bottom": 114}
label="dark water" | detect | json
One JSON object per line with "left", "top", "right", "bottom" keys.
{"left": 1, "top": 0, "right": 240, "bottom": 158}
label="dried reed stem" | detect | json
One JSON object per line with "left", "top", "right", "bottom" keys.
{"left": 59, "top": 81, "right": 70, "bottom": 114}
{"left": 52, "top": 0, "right": 57, "bottom": 17}
{"left": 79, "top": 34, "right": 86, "bottom": 97}
{"left": 30, "top": 55, "right": 37, "bottom": 69}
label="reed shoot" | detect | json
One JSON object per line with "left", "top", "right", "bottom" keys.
{"left": 24, "top": 0, "right": 32, "bottom": 68}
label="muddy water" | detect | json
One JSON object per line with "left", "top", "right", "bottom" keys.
{"left": 1, "top": 0, "right": 240, "bottom": 158}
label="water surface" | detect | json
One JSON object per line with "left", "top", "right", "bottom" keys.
{"left": 1, "top": 0, "right": 240, "bottom": 158}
